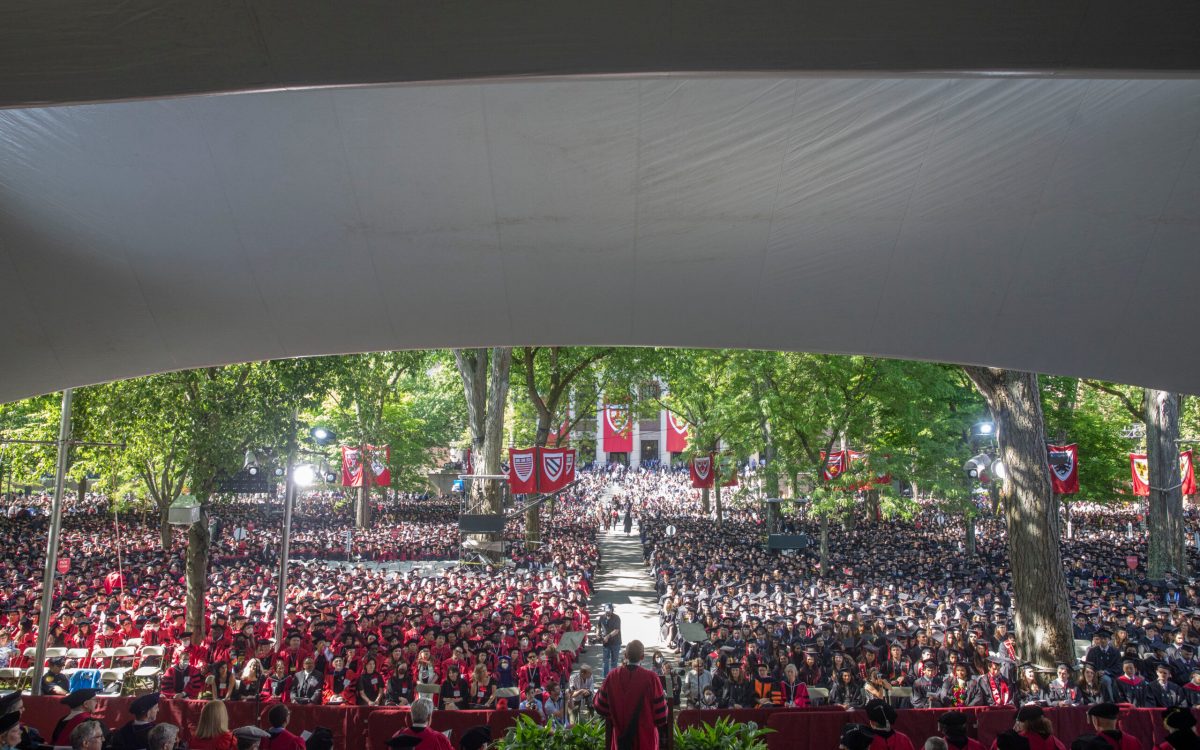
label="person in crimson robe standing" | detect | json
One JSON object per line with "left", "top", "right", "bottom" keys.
{"left": 595, "top": 640, "right": 669, "bottom": 750}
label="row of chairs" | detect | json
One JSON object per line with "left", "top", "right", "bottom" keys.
{"left": 0, "top": 644, "right": 166, "bottom": 695}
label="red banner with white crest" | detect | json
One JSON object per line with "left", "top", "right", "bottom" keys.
{"left": 1181, "top": 450, "right": 1196, "bottom": 496}
{"left": 546, "top": 419, "right": 571, "bottom": 447}
{"left": 508, "top": 448, "right": 538, "bottom": 493}
{"left": 821, "top": 450, "right": 846, "bottom": 482}
{"left": 1130, "top": 453, "right": 1150, "bottom": 496}
{"left": 690, "top": 453, "right": 714, "bottom": 488}
{"left": 1047, "top": 444, "right": 1080, "bottom": 495}
{"left": 603, "top": 403, "right": 633, "bottom": 453}
{"left": 538, "top": 447, "right": 576, "bottom": 493}
{"left": 342, "top": 445, "right": 390, "bottom": 487}
{"left": 666, "top": 413, "right": 689, "bottom": 454}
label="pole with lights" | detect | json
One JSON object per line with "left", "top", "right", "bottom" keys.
{"left": 273, "top": 419, "right": 334, "bottom": 645}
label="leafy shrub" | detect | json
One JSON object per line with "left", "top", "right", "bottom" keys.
{"left": 674, "top": 717, "right": 773, "bottom": 750}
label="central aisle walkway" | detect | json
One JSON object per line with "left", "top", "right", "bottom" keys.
{"left": 581, "top": 488, "right": 676, "bottom": 672}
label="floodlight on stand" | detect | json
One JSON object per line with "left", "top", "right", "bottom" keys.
{"left": 323, "top": 470, "right": 338, "bottom": 483}
{"left": 964, "top": 453, "right": 992, "bottom": 479}
{"left": 293, "top": 465, "right": 316, "bottom": 487}
{"left": 247, "top": 465, "right": 259, "bottom": 477}
{"left": 310, "top": 427, "right": 336, "bottom": 445}
{"left": 978, "top": 423, "right": 993, "bottom": 435}
{"left": 275, "top": 467, "right": 285, "bottom": 477}
{"left": 990, "top": 460, "right": 1007, "bottom": 481}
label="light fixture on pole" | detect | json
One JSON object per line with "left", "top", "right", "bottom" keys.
{"left": 964, "top": 453, "right": 993, "bottom": 479}
{"left": 293, "top": 465, "right": 316, "bottom": 487}
{"left": 275, "top": 423, "right": 333, "bottom": 644}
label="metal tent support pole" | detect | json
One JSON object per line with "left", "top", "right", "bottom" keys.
{"left": 31, "top": 388, "right": 73, "bottom": 696}
{"left": 274, "top": 411, "right": 298, "bottom": 645}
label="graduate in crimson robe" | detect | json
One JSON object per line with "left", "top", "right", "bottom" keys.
{"left": 595, "top": 641, "right": 668, "bottom": 750}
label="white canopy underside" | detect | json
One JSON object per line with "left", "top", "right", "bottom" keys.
{"left": 1, "top": 75, "right": 1198, "bottom": 401}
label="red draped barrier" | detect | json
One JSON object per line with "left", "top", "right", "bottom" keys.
{"left": 680, "top": 706, "right": 1194, "bottom": 750}
{"left": 365, "top": 708, "right": 538, "bottom": 750}
{"left": 22, "top": 697, "right": 1194, "bottom": 750}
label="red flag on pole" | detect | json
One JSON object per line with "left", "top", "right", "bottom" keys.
{"left": 1180, "top": 451, "right": 1196, "bottom": 496}
{"left": 341, "top": 446, "right": 362, "bottom": 487}
{"left": 666, "top": 414, "right": 689, "bottom": 454}
{"left": 602, "top": 403, "right": 633, "bottom": 453}
{"left": 820, "top": 451, "right": 846, "bottom": 482}
{"left": 690, "top": 454, "right": 714, "bottom": 488}
{"left": 508, "top": 448, "right": 538, "bottom": 493}
{"left": 1130, "top": 453, "right": 1150, "bottom": 496}
{"left": 367, "top": 445, "right": 391, "bottom": 486}
{"left": 1047, "top": 444, "right": 1080, "bottom": 495}
{"left": 464, "top": 448, "right": 473, "bottom": 476}
{"left": 537, "top": 447, "right": 576, "bottom": 493}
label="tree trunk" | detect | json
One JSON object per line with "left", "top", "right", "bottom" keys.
{"left": 454, "top": 348, "right": 512, "bottom": 557}
{"left": 525, "top": 504, "right": 541, "bottom": 545}
{"left": 186, "top": 505, "right": 211, "bottom": 636}
{"left": 819, "top": 513, "right": 830, "bottom": 576}
{"left": 356, "top": 482, "right": 371, "bottom": 529}
{"left": 714, "top": 482, "right": 724, "bottom": 528}
{"left": 865, "top": 490, "right": 880, "bottom": 524}
{"left": 1146, "top": 388, "right": 1185, "bottom": 581}
{"left": 964, "top": 367, "right": 1074, "bottom": 668}
{"left": 159, "top": 504, "right": 172, "bottom": 551}
{"left": 700, "top": 486, "right": 710, "bottom": 515}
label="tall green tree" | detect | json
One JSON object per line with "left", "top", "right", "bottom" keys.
{"left": 964, "top": 367, "right": 1074, "bottom": 668}
{"left": 321, "top": 352, "right": 433, "bottom": 526}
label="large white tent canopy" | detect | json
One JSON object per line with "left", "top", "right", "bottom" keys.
{"left": 1, "top": 2, "right": 1199, "bottom": 402}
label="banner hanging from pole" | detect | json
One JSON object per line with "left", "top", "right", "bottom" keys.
{"left": 602, "top": 403, "right": 633, "bottom": 453}
{"left": 1047, "top": 444, "right": 1080, "bottom": 495}
{"left": 1130, "top": 453, "right": 1150, "bottom": 496}
{"left": 666, "top": 414, "right": 689, "bottom": 454}
{"left": 1181, "top": 450, "right": 1196, "bottom": 496}
{"left": 690, "top": 453, "right": 714, "bottom": 488}
{"left": 537, "top": 447, "right": 576, "bottom": 493}
{"left": 341, "top": 445, "right": 391, "bottom": 487}
{"left": 820, "top": 450, "right": 846, "bottom": 482}
{"left": 508, "top": 448, "right": 538, "bottom": 493}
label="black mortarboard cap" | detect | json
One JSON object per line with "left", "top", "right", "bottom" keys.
{"left": 996, "top": 731, "right": 1031, "bottom": 750}
{"left": 1087, "top": 703, "right": 1120, "bottom": 720}
{"left": 130, "top": 692, "right": 159, "bottom": 717}
{"left": 459, "top": 725, "right": 492, "bottom": 750}
{"left": 61, "top": 688, "right": 97, "bottom": 708}
{"left": 840, "top": 726, "right": 876, "bottom": 750}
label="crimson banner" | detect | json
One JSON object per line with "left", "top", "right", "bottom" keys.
{"left": 666, "top": 413, "right": 689, "bottom": 454}
{"left": 547, "top": 420, "right": 570, "bottom": 447}
{"left": 341, "top": 445, "right": 391, "bottom": 487}
{"left": 820, "top": 450, "right": 846, "bottom": 482}
{"left": 690, "top": 453, "right": 714, "bottom": 488}
{"left": 1047, "top": 444, "right": 1080, "bottom": 495}
{"left": 538, "top": 447, "right": 576, "bottom": 493}
{"left": 508, "top": 448, "right": 537, "bottom": 493}
{"left": 845, "top": 449, "right": 892, "bottom": 487}
{"left": 602, "top": 403, "right": 633, "bottom": 453}
{"left": 1181, "top": 451, "right": 1196, "bottom": 496}
{"left": 464, "top": 448, "right": 472, "bottom": 476}
{"left": 1130, "top": 453, "right": 1150, "bottom": 496}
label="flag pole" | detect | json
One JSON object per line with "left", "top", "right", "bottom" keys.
{"left": 31, "top": 388, "right": 73, "bottom": 696}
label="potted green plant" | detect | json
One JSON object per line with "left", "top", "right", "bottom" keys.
{"left": 674, "top": 717, "right": 774, "bottom": 750}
